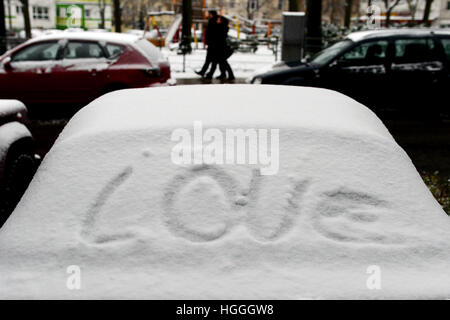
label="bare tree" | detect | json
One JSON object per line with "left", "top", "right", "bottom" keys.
{"left": 20, "top": 0, "right": 31, "bottom": 39}
{"left": 0, "top": 0, "right": 6, "bottom": 54}
{"left": 113, "top": 0, "right": 122, "bottom": 32}
{"left": 383, "top": 0, "right": 401, "bottom": 27}
{"left": 422, "top": 0, "right": 434, "bottom": 26}
{"left": 406, "top": 0, "right": 419, "bottom": 26}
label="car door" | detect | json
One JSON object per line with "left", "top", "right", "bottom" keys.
{"left": 0, "top": 40, "right": 63, "bottom": 105}
{"left": 387, "top": 36, "right": 444, "bottom": 113}
{"left": 56, "top": 40, "right": 109, "bottom": 104}
{"left": 320, "top": 39, "right": 390, "bottom": 109}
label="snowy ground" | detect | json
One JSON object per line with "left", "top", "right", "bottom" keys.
{"left": 162, "top": 45, "right": 279, "bottom": 80}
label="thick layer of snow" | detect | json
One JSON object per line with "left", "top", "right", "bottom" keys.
{"left": 0, "top": 85, "right": 449, "bottom": 299}
{"left": 0, "top": 99, "right": 27, "bottom": 118}
{"left": 28, "top": 31, "right": 141, "bottom": 46}
{"left": 346, "top": 28, "right": 449, "bottom": 42}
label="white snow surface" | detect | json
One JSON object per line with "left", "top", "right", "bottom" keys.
{"left": 28, "top": 31, "right": 141, "bottom": 46}
{"left": 0, "top": 85, "right": 449, "bottom": 299}
{"left": 0, "top": 99, "right": 27, "bottom": 118}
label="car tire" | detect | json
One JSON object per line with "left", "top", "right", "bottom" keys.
{"left": 0, "top": 148, "right": 37, "bottom": 228}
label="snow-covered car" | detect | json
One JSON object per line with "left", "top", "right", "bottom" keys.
{"left": 0, "top": 32, "right": 172, "bottom": 109}
{"left": 249, "top": 29, "right": 450, "bottom": 115}
{"left": 0, "top": 100, "right": 39, "bottom": 227}
{"left": 0, "top": 85, "right": 449, "bottom": 299}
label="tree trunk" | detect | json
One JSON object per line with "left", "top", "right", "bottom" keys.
{"left": 20, "top": 0, "right": 31, "bottom": 39}
{"left": 306, "top": 0, "right": 322, "bottom": 54}
{"left": 384, "top": 0, "right": 401, "bottom": 28}
{"left": 422, "top": 0, "right": 433, "bottom": 26}
{"left": 113, "top": 0, "right": 121, "bottom": 32}
{"left": 99, "top": 0, "right": 105, "bottom": 29}
{"left": 0, "top": 0, "right": 6, "bottom": 54}
{"left": 344, "top": 0, "right": 353, "bottom": 28}
{"left": 289, "top": 0, "right": 299, "bottom": 12}
{"left": 385, "top": 8, "right": 391, "bottom": 27}
{"left": 181, "top": 0, "right": 192, "bottom": 53}
{"left": 138, "top": 3, "right": 145, "bottom": 30}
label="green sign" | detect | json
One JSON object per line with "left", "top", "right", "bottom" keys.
{"left": 56, "top": 4, "right": 85, "bottom": 29}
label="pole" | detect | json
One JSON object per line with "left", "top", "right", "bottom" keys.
{"left": 180, "top": 0, "right": 192, "bottom": 53}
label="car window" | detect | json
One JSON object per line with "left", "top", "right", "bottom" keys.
{"left": 12, "top": 41, "right": 60, "bottom": 62}
{"left": 310, "top": 39, "right": 353, "bottom": 66}
{"left": 439, "top": 38, "right": 450, "bottom": 62}
{"left": 339, "top": 40, "right": 388, "bottom": 66}
{"left": 393, "top": 38, "right": 437, "bottom": 64}
{"left": 64, "top": 41, "right": 105, "bottom": 59}
{"left": 105, "top": 43, "right": 125, "bottom": 59}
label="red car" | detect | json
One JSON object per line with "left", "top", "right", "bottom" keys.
{"left": 0, "top": 32, "right": 172, "bottom": 108}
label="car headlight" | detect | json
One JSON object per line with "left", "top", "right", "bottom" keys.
{"left": 252, "top": 77, "right": 263, "bottom": 84}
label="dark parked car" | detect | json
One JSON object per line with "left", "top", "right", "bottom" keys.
{"left": 0, "top": 100, "right": 39, "bottom": 227}
{"left": 249, "top": 29, "right": 450, "bottom": 115}
{"left": 0, "top": 32, "right": 172, "bottom": 110}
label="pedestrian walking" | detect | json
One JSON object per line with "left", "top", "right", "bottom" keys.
{"left": 195, "top": 10, "right": 218, "bottom": 78}
{"left": 204, "top": 16, "right": 234, "bottom": 81}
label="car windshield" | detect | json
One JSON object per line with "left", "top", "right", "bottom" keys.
{"left": 310, "top": 39, "right": 353, "bottom": 66}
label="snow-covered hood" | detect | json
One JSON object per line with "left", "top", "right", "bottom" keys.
{"left": 0, "top": 85, "right": 449, "bottom": 299}
{"left": 0, "top": 100, "right": 28, "bottom": 120}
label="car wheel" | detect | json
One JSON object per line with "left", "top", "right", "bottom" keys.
{"left": 0, "top": 151, "right": 37, "bottom": 228}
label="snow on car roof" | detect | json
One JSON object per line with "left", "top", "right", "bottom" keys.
{"left": 59, "top": 85, "right": 393, "bottom": 142}
{"left": 28, "top": 31, "right": 141, "bottom": 45}
{"left": 1, "top": 85, "right": 449, "bottom": 299}
{"left": 346, "top": 28, "right": 450, "bottom": 42}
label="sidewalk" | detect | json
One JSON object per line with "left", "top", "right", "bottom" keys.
{"left": 162, "top": 46, "right": 279, "bottom": 82}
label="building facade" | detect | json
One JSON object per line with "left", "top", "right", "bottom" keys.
{"left": 3, "top": 0, "right": 113, "bottom": 31}
{"left": 358, "top": 0, "right": 447, "bottom": 26}
{"left": 437, "top": 0, "right": 450, "bottom": 26}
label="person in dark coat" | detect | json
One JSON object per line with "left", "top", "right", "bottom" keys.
{"left": 195, "top": 10, "right": 218, "bottom": 77}
{"left": 205, "top": 15, "right": 235, "bottom": 81}
{"left": 217, "top": 16, "right": 235, "bottom": 80}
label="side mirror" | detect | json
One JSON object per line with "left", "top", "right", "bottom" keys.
{"left": 3, "top": 57, "right": 13, "bottom": 71}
